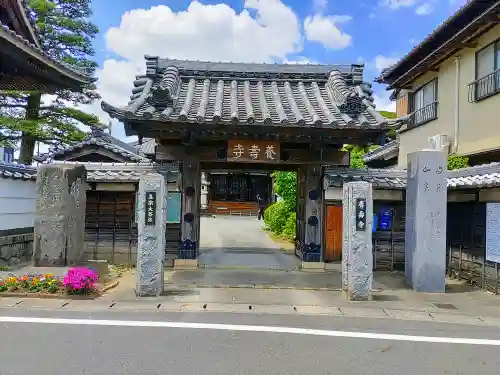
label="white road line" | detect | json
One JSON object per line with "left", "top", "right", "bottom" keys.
{"left": 0, "top": 316, "right": 499, "bottom": 346}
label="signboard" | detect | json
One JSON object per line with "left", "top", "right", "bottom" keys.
{"left": 227, "top": 140, "right": 280, "bottom": 163}
{"left": 144, "top": 191, "right": 156, "bottom": 226}
{"left": 355, "top": 198, "right": 366, "bottom": 231}
{"left": 486, "top": 203, "right": 500, "bottom": 263}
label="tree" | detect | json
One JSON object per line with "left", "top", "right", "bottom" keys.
{"left": 342, "top": 144, "right": 369, "bottom": 168}
{"left": 272, "top": 171, "right": 297, "bottom": 211}
{"left": 0, "top": 0, "right": 100, "bottom": 164}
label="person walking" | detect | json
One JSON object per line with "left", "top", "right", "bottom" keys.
{"left": 256, "top": 194, "right": 266, "bottom": 220}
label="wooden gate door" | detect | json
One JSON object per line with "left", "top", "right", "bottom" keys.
{"left": 324, "top": 204, "right": 342, "bottom": 262}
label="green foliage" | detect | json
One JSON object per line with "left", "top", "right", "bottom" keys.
{"left": 378, "top": 110, "right": 397, "bottom": 119}
{"left": 272, "top": 171, "right": 297, "bottom": 211}
{"left": 342, "top": 144, "right": 370, "bottom": 169}
{"left": 0, "top": 0, "right": 100, "bottom": 163}
{"left": 281, "top": 212, "right": 296, "bottom": 240}
{"left": 447, "top": 155, "right": 469, "bottom": 170}
{"left": 264, "top": 201, "right": 290, "bottom": 234}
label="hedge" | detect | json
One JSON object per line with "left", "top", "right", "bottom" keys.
{"left": 264, "top": 201, "right": 296, "bottom": 240}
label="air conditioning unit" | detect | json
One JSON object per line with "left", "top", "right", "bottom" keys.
{"left": 428, "top": 134, "right": 450, "bottom": 153}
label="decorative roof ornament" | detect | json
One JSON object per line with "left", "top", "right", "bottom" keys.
{"left": 338, "top": 92, "right": 367, "bottom": 116}
{"left": 148, "top": 66, "right": 181, "bottom": 106}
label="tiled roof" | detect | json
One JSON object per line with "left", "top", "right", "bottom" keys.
{"left": 447, "top": 162, "right": 500, "bottom": 189}
{"left": 35, "top": 128, "right": 149, "bottom": 163}
{"left": 127, "top": 138, "right": 156, "bottom": 156}
{"left": 11, "top": 0, "right": 40, "bottom": 47}
{"left": 0, "top": 19, "right": 96, "bottom": 89}
{"left": 363, "top": 140, "right": 400, "bottom": 162}
{"left": 0, "top": 162, "right": 37, "bottom": 180}
{"left": 325, "top": 163, "right": 500, "bottom": 190}
{"left": 101, "top": 56, "right": 400, "bottom": 129}
{"left": 325, "top": 167, "right": 407, "bottom": 189}
{"left": 50, "top": 161, "right": 179, "bottom": 182}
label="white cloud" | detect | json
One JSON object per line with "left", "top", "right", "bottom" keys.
{"left": 303, "top": 14, "right": 352, "bottom": 50}
{"left": 379, "top": 0, "right": 416, "bottom": 10}
{"left": 415, "top": 3, "right": 433, "bottom": 15}
{"left": 371, "top": 54, "right": 399, "bottom": 72}
{"left": 374, "top": 90, "right": 396, "bottom": 112}
{"left": 105, "top": 1, "right": 301, "bottom": 64}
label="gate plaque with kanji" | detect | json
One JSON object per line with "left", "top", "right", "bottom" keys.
{"left": 227, "top": 140, "right": 280, "bottom": 163}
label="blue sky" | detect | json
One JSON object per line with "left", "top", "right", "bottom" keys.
{"left": 83, "top": 0, "right": 467, "bottom": 140}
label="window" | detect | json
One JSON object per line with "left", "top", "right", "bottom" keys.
{"left": 471, "top": 41, "right": 500, "bottom": 101}
{"left": 410, "top": 79, "right": 437, "bottom": 127}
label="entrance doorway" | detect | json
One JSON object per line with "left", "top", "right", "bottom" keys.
{"left": 324, "top": 204, "right": 343, "bottom": 262}
{"left": 198, "top": 167, "right": 300, "bottom": 271}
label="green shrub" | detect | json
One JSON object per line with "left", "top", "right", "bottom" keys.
{"left": 447, "top": 155, "right": 469, "bottom": 170}
{"left": 264, "top": 201, "right": 289, "bottom": 234}
{"left": 281, "top": 212, "right": 296, "bottom": 240}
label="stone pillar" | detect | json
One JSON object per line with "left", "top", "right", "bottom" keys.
{"left": 405, "top": 150, "right": 447, "bottom": 293}
{"left": 200, "top": 172, "right": 209, "bottom": 210}
{"left": 136, "top": 173, "right": 166, "bottom": 297}
{"left": 33, "top": 164, "right": 87, "bottom": 266}
{"left": 300, "top": 165, "right": 324, "bottom": 272}
{"left": 342, "top": 181, "right": 373, "bottom": 301}
{"left": 178, "top": 157, "right": 200, "bottom": 264}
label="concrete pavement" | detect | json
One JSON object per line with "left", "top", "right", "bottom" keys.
{"left": 198, "top": 216, "right": 300, "bottom": 270}
{"left": 1, "top": 308, "right": 500, "bottom": 374}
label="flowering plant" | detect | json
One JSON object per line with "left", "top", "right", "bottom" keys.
{"left": 0, "top": 273, "right": 61, "bottom": 293}
{"left": 63, "top": 267, "right": 99, "bottom": 295}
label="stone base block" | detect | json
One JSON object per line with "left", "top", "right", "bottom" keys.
{"left": 300, "top": 261, "right": 325, "bottom": 273}
{"left": 343, "top": 290, "right": 373, "bottom": 302}
{"left": 174, "top": 258, "right": 199, "bottom": 269}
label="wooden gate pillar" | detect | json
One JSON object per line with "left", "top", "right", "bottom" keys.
{"left": 178, "top": 157, "right": 201, "bottom": 265}
{"left": 300, "top": 164, "right": 324, "bottom": 267}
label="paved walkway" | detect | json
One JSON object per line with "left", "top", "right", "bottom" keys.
{"left": 3, "top": 270, "right": 500, "bottom": 328}
{"left": 198, "top": 216, "right": 300, "bottom": 270}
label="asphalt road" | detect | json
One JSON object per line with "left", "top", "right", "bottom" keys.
{"left": 1, "top": 308, "right": 500, "bottom": 375}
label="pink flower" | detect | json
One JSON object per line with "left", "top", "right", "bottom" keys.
{"left": 63, "top": 267, "right": 99, "bottom": 294}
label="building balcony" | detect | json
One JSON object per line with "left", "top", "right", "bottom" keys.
{"left": 408, "top": 102, "right": 438, "bottom": 129}
{"left": 468, "top": 69, "right": 500, "bottom": 103}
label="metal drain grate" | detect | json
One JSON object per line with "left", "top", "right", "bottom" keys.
{"left": 434, "top": 303, "right": 458, "bottom": 310}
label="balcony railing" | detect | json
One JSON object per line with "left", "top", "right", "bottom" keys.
{"left": 468, "top": 69, "right": 500, "bottom": 103}
{"left": 408, "top": 102, "right": 438, "bottom": 129}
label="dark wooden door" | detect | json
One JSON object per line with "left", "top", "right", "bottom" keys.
{"left": 324, "top": 204, "right": 342, "bottom": 262}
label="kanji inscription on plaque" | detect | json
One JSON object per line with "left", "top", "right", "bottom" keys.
{"left": 355, "top": 198, "right": 367, "bottom": 231}
{"left": 145, "top": 191, "right": 157, "bottom": 226}
{"left": 227, "top": 140, "right": 280, "bottom": 163}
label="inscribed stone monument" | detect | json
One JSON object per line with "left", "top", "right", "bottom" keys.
{"left": 136, "top": 173, "right": 166, "bottom": 296}
{"left": 33, "top": 164, "right": 87, "bottom": 266}
{"left": 405, "top": 150, "right": 447, "bottom": 293}
{"left": 342, "top": 181, "right": 373, "bottom": 301}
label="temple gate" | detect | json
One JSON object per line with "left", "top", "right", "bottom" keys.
{"left": 101, "top": 57, "right": 401, "bottom": 295}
